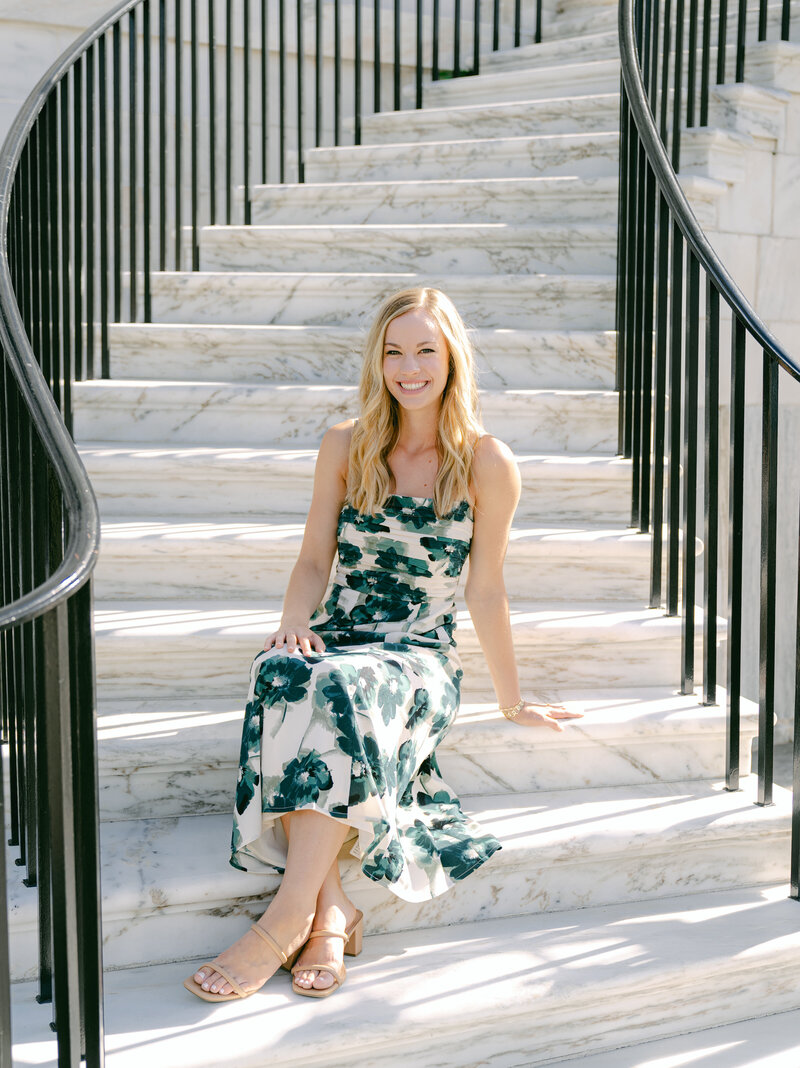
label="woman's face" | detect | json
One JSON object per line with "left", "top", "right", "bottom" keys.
{"left": 382, "top": 308, "right": 450, "bottom": 412}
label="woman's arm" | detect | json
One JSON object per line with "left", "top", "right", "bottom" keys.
{"left": 465, "top": 436, "right": 582, "bottom": 731}
{"left": 264, "top": 420, "right": 352, "bottom": 656}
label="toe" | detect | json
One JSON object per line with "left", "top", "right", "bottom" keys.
{"left": 313, "top": 971, "right": 334, "bottom": 990}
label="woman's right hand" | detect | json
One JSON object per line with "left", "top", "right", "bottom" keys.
{"left": 263, "top": 620, "right": 326, "bottom": 657}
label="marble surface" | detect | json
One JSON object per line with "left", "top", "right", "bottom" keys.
{"left": 555, "top": 1006, "right": 800, "bottom": 1068}
{"left": 87, "top": 598, "right": 705, "bottom": 698}
{"left": 73, "top": 380, "right": 618, "bottom": 453}
{"left": 91, "top": 687, "right": 758, "bottom": 820}
{"left": 107, "top": 322, "right": 618, "bottom": 389}
{"left": 303, "top": 130, "right": 621, "bottom": 184}
{"left": 352, "top": 91, "right": 621, "bottom": 144}
{"left": 7, "top": 780, "right": 790, "bottom": 979}
{"left": 455, "top": 28, "right": 620, "bottom": 74}
{"left": 79, "top": 442, "right": 633, "bottom": 520}
{"left": 417, "top": 56, "right": 621, "bottom": 108}
{"left": 198, "top": 221, "right": 619, "bottom": 276}
{"left": 251, "top": 174, "right": 619, "bottom": 226}
{"left": 149, "top": 270, "right": 617, "bottom": 330}
{"left": 12, "top": 886, "right": 800, "bottom": 1068}
{"left": 92, "top": 519, "right": 649, "bottom": 602}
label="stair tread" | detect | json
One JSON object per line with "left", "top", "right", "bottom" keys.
{"left": 12, "top": 885, "right": 800, "bottom": 1068}
{"left": 9, "top": 778, "right": 791, "bottom": 919}
{"left": 94, "top": 688, "right": 758, "bottom": 771}
{"left": 254, "top": 174, "right": 619, "bottom": 193}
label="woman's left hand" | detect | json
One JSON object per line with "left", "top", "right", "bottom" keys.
{"left": 510, "top": 700, "right": 584, "bottom": 732}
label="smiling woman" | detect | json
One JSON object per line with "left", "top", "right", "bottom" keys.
{"left": 182, "top": 286, "right": 583, "bottom": 1006}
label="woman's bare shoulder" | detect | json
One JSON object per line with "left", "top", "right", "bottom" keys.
{"left": 471, "top": 433, "right": 520, "bottom": 506}
{"left": 317, "top": 419, "right": 356, "bottom": 480}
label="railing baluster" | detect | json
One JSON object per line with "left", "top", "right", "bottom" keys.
{"left": 74, "top": 58, "right": 85, "bottom": 371}
{"left": 703, "top": 279, "right": 719, "bottom": 704}
{"left": 514, "top": 0, "right": 521, "bottom": 47}
{"left": 244, "top": 0, "right": 252, "bottom": 208}
{"left": 210, "top": 0, "right": 218, "bottom": 212}
{"left": 454, "top": 0, "right": 462, "bottom": 75}
{"left": 143, "top": 1, "right": 153, "bottom": 315}
{"left": 492, "top": 0, "right": 499, "bottom": 50}
{"left": 129, "top": 10, "right": 138, "bottom": 321}
{"left": 671, "top": 0, "right": 684, "bottom": 168}
{"left": 191, "top": 0, "right": 200, "bottom": 255}
{"left": 0, "top": 732, "right": 10, "bottom": 1065}
{"left": 175, "top": 0, "right": 184, "bottom": 259}
{"left": 394, "top": 0, "right": 401, "bottom": 108}
{"left": 717, "top": 0, "right": 728, "bottom": 82}
{"left": 334, "top": 0, "right": 341, "bottom": 143}
{"left": 726, "top": 316, "right": 746, "bottom": 790}
{"left": 60, "top": 75, "right": 74, "bottom": 428}
{"left": 757, "top": 350, "right": 778, "bottom": 806}
{"left": 473, "top": 0, "right": 480, "bottom": 75}
{"left": 86, "top": 48, "right": 96, "bottom": 376}
{"left": 792, "top": 510, "right": 800, "bottom": 897}
{"left": 687, "top": 0, "right": 699, "bottom": 127}
{"left": 113, "top": 21, "right": 122, "bottom": 312}
{"left": 158, "top": 1, "right": 167, "bottom": 269}
{"left": 638, "top": 160, "right": 657, "bottom": 533}
{"left": 735, "top": 0, "right": 746, "bottom": 80}
{"left": 417, "top": 0, "right": 424, "bottom": 106}
{"left": 354, "top": 0, "right": 360, "bottom": 145}
{"left": 279, "top": 0, "right": 286, "bottom": 177}
{"left": 42, "top": 600, "right": 83, "bottom": 1066}
{"left": 433, "top": 0, "right": 440, "bottom": 80}
{"left": 318, "top": 0, "right": 325, "bottom": 141}
{"left": 700, "top": 0, "right": 712, "bottom": 124}
{"left": 666, "top": 222, "right": 683, "bottom": 616}
{"left": 649, "top": 190, "right": 670, "bottom": 607}
{"left": 759, "top": 0, "right": 768, "bottom": 38}
{"left": 99, "top": 36, "right": 110, "bottom": 375}
{"left": 681, "top": 249, "right": 700, "bottom": 692}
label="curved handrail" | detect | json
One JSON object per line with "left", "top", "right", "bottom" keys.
{"left": 0, "top": 3, "right": 143, "bottom": 628}
{"left": 618, "top": 0, "right": 800, "bottom": 385}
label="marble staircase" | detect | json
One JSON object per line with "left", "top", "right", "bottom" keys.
{"left": 10, "top": 4, "right": 800, "bottom": 1066}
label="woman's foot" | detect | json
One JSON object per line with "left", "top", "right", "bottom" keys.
{"left": 190, "top": 902, "right": 315, "bottom": 997}
{"left": 292, "top": 893, "right": 360, "bottom": 992}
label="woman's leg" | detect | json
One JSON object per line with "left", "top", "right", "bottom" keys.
{"left": 192, "top": 810, "right": 351, "bottom": 996}
{"left": 292, "top": 854, "right": 361, "bottom": 991}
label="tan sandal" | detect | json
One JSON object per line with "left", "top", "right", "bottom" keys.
{"left": 183, "top": 923, "right": 290, "bottom": 1002}
{"left": 291, "top": 909, "right": 364, "bottom": 999}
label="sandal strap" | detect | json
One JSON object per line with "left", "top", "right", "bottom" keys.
{"left": 249, "top": 924, "right": 289, "bottom": 964}
{"left": 194, "top": 961, "right": 247, "bottom": 998}
{"left": 305, "top": 928, "right": 349, "bottom": 941}
{"left": 292, "top": 960, "right": 346, "bottom": 984}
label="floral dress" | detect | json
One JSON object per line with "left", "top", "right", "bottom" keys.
{"left": 230, "top": 494, "right": 502, "bottom": 903}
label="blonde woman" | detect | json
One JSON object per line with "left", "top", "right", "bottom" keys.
{"left": 184, "top": 287, "right": 582, "bottom": 1003}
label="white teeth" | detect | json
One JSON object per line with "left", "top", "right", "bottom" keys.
{"left": 399, "top": 381, "right": 427, "bottom": 391}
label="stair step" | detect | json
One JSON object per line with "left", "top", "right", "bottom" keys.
{"left": 90, "top": 599, "right": 703, "bottom": 698}
{"left": 302, "top": 131, "right": 620, "bottom": 183}
{"left": 92, "top": 520, "right": 648, "bottom": 602}
{"left": 149, "top": 270, "right": 616, "bottom": 330}
{"left": 107, "top": 323, "right": 618, "bottom": 389}
{"left": 352, "top": 92, "right": 620, "bottom": 143}
{"left": 79, "top": 444, "right": 633, "bottom": 520}
{"left": 250, "top": 175, "right": 619, "bottom": 226}
{"left": 73, "top": 381, "right": 619, "bottom": 452}
{"left": 197, "top": 222, "right": 618, "bottom": 276}
{"left": 12, "top": 885, "right": 800, "bottom": 1067}
{"left": 8, "top": 780, "right": 789, "bottom": 979}
{"left": 94, "top": 688, "right": 758, "bottom": 820}
{"left": 415, "top": 56, "right": 621, "bottom": 107}
{"left": 478, "top": 30, "right": 619, "bottom": 73}
{"left": 550, "top": 1004, "right": 800, "bottom": 1068}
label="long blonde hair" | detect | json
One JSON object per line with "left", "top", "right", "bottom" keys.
{"left": 346, "top": 287, "right": 483, "bottom": 517}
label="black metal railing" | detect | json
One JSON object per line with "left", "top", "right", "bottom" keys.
{"left": 617, "top": 0, "right": 800, "bottom": 896}
{"left": 0, "top": 0, "right": 547, "bottom": 1063}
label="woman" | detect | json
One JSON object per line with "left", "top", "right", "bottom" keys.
{"left": 184, "top": 287, "right": 582, "bottom": 1003}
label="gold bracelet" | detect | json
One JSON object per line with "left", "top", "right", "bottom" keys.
{"left": 499, "top": 697, "right": 525, "bottom": 721}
